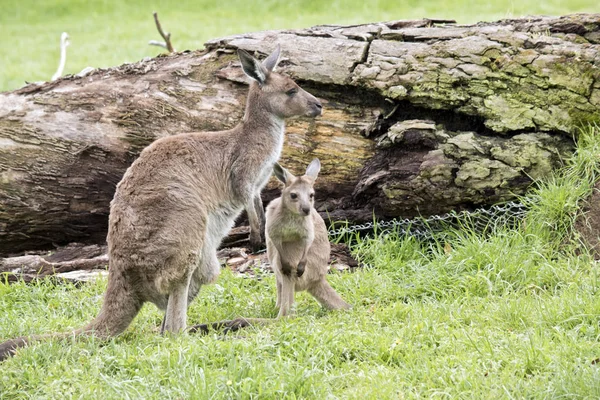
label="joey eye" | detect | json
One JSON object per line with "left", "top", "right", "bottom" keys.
{"left": 309, "top": 193, "right": 314, "bottom": 199}
{"left": 286, "top": 88, "right": 298, "bottom": 96}
{"left": 290, "top": 193, "right": 298, "bottom": 200}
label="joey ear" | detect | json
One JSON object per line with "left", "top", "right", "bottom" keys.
{"left": 305, "top": 158, "right": 321, "bottom": 181}
{"left": 238, "top": 49, "right": 268, "bottom": 85}
{"left": 273, "top": 162, "right": 294, "bottom": 185}
{"left": 262, "top": 44, "right": 281, "bottom": 72}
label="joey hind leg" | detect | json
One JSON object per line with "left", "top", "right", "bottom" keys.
{"left": 275, "top": 276, "right": 283, "bottom": 308}
{"left": 277, "top": 276, "right": 296, "bottom": 318}
{"left": 272, "top": 253, "right": 289, "bottom": 311}
{"left": 308, "top": 279, "right": 351, "bottom": 311}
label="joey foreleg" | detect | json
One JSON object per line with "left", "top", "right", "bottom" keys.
{"left": 296, "top": 239, "right": 312, "bottom": 277}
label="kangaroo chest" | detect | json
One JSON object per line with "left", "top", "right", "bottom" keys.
{"left": 279, "top": 226, "right": 308, "bottom": 242}
{"left": 271, "top": 217, "right": 313, "bottom": 244}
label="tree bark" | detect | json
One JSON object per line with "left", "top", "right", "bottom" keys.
{"left": 1, "top": 14, "right": 599, "bottom": 256}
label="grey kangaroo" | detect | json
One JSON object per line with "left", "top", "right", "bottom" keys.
{"left": 0, "top": 45, "right": 322, "bottom": 361}
{"left": 266, "top": 159, "right": 351, "bottom": 317}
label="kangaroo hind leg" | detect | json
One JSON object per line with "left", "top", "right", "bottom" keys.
{"left": 186, "top": 211, "right": 233, "bottom": 305}
{"left": 158, "top": 245, "right": 204, "bottom": 334}
{"left": 162, "top": 270, "right": 194, "bottom": 334}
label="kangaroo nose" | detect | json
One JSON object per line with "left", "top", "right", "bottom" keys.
{"left": 301, "top": 207, "right": 310, "bottom": 216}
{"left": 308, "top": 100, "right": 323, "bottom": 117}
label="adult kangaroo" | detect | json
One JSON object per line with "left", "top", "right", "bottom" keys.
{"left": 0, "top": 45, "right": 322, "bottom": 361}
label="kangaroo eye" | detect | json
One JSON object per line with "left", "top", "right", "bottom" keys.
{"left": 309, "top": 193, "right": 314, "bottom": 199}
{"left": 290, "top": 193, "right": 298, "bottom": 200}
{"left": 286, "top": 88, "right": 298, "bottom": 96}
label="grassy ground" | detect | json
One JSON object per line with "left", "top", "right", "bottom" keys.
{"left": 1, "top": 0, "right": 598, "bottom": 92}
{"left": 2, "top": 2, "right": 600, "bottom": 398}
{"left": 1, "top": 126, "right": 599, "bottom": 398}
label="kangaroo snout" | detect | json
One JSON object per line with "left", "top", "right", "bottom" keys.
{"left": 308, "top": 101, "right": 323, "bottom": 117}
{"left": 301, "top": 206, "right": 311, "bottom": 216}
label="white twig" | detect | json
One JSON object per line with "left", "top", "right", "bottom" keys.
{"left": 51, "top": 32, "right": 70, "bottom": 81}
{"left": 148, "top": 40, "right": 169, "bottom": 49}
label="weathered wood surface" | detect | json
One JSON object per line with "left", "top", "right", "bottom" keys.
{"left": 0, "top": 243, "right": 358, "bottom": 283}
{"left": 1, "top": 14, "right": 599, "bottom": 255}
{"left": 0, "top": 244, "right": 109, "bottom": 283}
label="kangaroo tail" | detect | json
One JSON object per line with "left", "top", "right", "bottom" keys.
{"left": 0, "top": 268, "right": 142, "bottom": 362}
{"left": 188, "top": 317, "right": 276, "bottom": 335}
{"left": 308, "top": 280, "right": 351, "bottom": 310}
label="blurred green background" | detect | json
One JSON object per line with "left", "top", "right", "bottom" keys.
{"left": 0, "top": 0, "right": 597, "bottom": 92}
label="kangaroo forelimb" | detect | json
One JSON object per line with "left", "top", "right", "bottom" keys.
{"left": 297, "top": 241, "right": 312, "bottom": 277}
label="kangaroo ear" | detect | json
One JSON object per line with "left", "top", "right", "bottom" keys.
{"left": 238, "top": 49, "right": 268, "bottom": 85}
{"left": 273, "top": 163, "right": 294, "bottom": 185}
{"left": 262, "top": 44, "right": 281, "bottom": 72}
{"left": 305, "top": 158, "right": 321, "bottom": 181}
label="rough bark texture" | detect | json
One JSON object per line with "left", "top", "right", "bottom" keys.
{"left": 1, "top": 14, "right": 599, "bottom": 256}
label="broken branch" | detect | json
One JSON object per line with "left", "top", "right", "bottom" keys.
{"left": 150, "top": 11, "right": 175, "bottom": 53}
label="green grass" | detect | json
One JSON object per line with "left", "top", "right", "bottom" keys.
{"left": 1, "top": 126, "right": 599, "bottom": 398}
{"left": 1, "top": 0, "right": 598, "bottom": 92}
{"left": 2, "top": 2, "right": 600, "bottom": 396}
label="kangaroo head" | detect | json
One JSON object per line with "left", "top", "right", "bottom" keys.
{"left": 238, "top": 45, "right": 322, "bottom": 119}
{"left": 273, "top": 158, "right": 321, "bottom": 217}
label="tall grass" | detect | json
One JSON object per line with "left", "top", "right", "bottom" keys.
{"left": 352, "top": 125, "right": 600, "bottom": 300}
{"left": 524, "top": 125, "right": 600, "bottom": 241}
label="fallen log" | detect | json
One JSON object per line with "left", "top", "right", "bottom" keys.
{"left": 0, "top": 243, "right": 358, "bottom": 283}
{"left": 1, "top": 14, "right": 599, "bottom": 255}
{"left": 0, "top": 244, "right": 108, "bottom": 283}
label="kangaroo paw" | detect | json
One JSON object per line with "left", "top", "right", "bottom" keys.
{"left": 281, "top": 262, "right": 293, "bottom": 277}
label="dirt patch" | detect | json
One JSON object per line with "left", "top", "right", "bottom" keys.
{"left": 575, "top": 180, "right": 600, "bottom": 259}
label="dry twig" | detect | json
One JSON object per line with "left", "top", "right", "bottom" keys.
{"left": 149, "top": 11, "right": 175, "bottom": 53}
